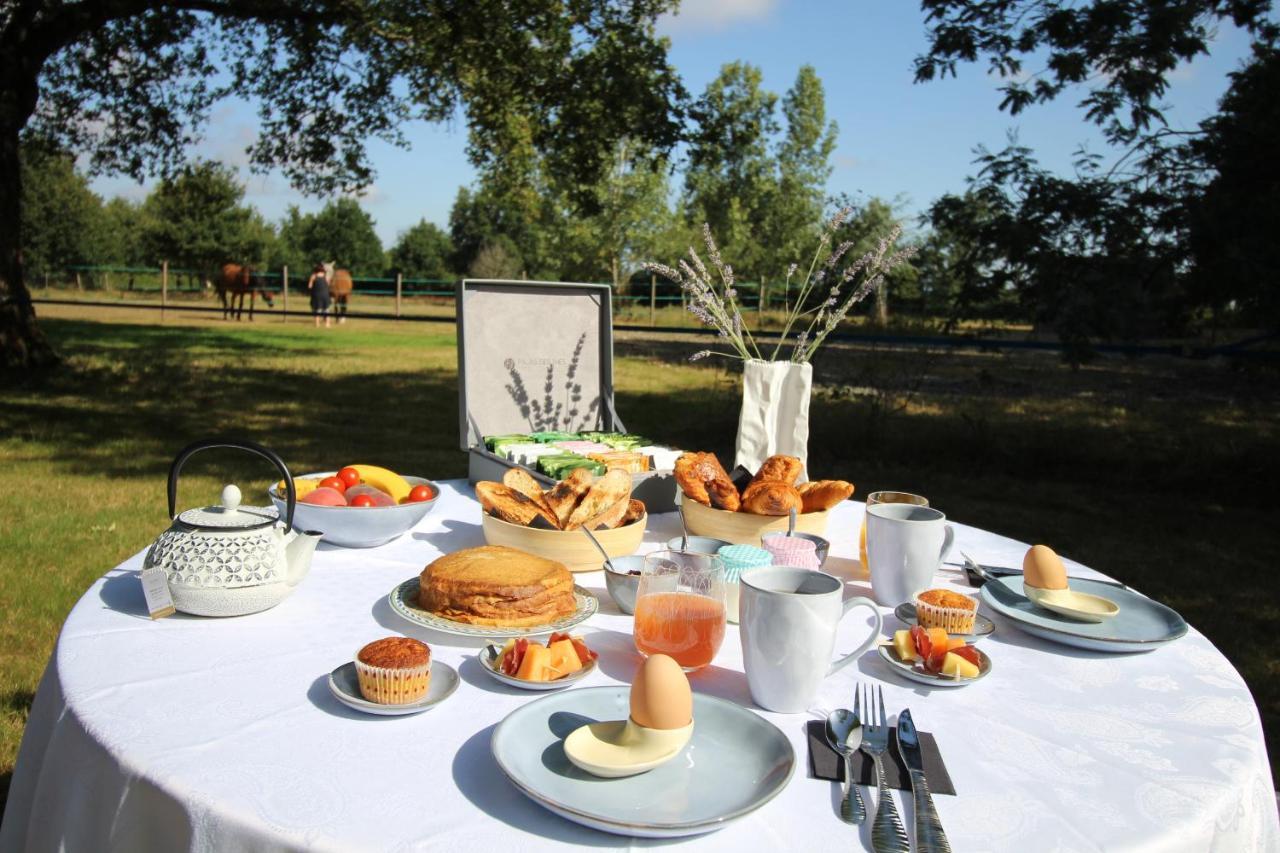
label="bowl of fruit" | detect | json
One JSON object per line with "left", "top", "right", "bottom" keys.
{"left": 268, "top": 464, "right": 439, "bottom": 548}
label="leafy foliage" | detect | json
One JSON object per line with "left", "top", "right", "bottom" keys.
{"left": 388, "top": 220, "right": 455, "bottom": 281}
{"left": 19, "top": 142, "right": 113, "bottom": 275}
{"left": 138, "top": 161, "right": 273, "bottom": 273}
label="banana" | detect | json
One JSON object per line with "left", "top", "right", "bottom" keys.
{"left": 349, "top": 464, "right": 411, "bottom": 502}
{"left": 278, "top": 478, "right": 322, "bottom": 499}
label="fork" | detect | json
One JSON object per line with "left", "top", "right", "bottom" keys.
{"left": 859, "top": 684, "right": 910, "bottom": 853}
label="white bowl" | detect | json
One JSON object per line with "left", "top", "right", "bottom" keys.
{"left": 267, "top": 471, "right": 438, "bottom": 548}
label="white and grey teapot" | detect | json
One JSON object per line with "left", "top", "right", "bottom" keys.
{"left": 143, "top": 438, "right": 322, "bottom": 617}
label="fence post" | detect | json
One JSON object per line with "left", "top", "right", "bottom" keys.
{"left": 281, "top": 265, "right": 288, "bottom": 322}
{"left": 396, "top": 272, "right": 403, "bottom": 318}
{"left": 161, "top": 260, "right": 168, "bottom": 320}
{"left": 758, "top": 278, "right": 765, "bottom": 327}
{"left": 104, "top": 270, "right": 110, "bottom": 291}
{"left": 650, "top": 274, "right": 656, "bottom": 327}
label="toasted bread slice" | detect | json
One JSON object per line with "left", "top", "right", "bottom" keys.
{"left": 502, "top": 467, "right": 556, "bottom": 524}
{"left": 565, "top": 469, "right": 631, "bottom": 530}
{"left": 544, "top": 467, "right": 593, "bottom": 528}
{"left": 476, "top": 481, "right": 557, "bottom": 527}
{"left": 621, "top": 498, "right": 646, "bottom": 526}
{"left": 583, "top": 497, "right": 629, "bottom": 531}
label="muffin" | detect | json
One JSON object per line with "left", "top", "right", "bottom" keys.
{"left": 914, "top": 589, "right": 979, "bottom": 634}
{"left": 354, "top": 637, "right": 432, "bottom": 704}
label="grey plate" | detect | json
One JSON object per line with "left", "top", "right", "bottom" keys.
{"left": 478, "top": 643, "right": 597, "bottom": 690}
{"left": 327, "top": 660, "right": 459, "bottom": 716}
{"left": 876, "top": 643, "right": 991, "bottom": 688}
{"left": 491, "top": 686, "right": 795, "bottom": 838}
{"left": 893, "top": 602, "right": 995, "bottom": 643}
{"left": 389, "top": 578, "right": 598, "bottom": 638}
{"left": 980, "top": 575, "right": 1188, "bottom": 653}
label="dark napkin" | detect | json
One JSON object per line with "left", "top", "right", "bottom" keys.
{"left": 806, "top": 719, "right": 956, "bottom": 795}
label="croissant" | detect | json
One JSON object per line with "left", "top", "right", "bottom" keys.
{"left": 740, "top": 480, "right": 803, "bottom": 516}
{"left": 797, "top": 479, "right": 854, "bottom": 512}
{"left": 750, "top": 454, "right": 803, "bottom": 488}
{"left": 674, "top": 452, "right": 742, "bottom": 512}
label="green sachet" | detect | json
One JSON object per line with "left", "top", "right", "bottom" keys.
{"left": 529, "top": 431, "right": 581, "bottom": 443}
{"left": 484, "top": 434, "right": 532, "bottom": 451}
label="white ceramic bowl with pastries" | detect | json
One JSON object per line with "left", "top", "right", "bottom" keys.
{"left": 477, "top": 467, "right": 647, "bottom": 572}
{"left": 675, "top": 452, "right": 852, "bottom": 546}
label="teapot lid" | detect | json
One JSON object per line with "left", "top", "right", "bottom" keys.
{"left": 178, "top": 485, "right": 279, "bottom": 531}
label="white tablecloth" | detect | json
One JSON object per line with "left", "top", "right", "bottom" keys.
{"left": 3, "top": 481, "right": 1277, "bottom": 852}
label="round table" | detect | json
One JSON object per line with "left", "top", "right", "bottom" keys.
{"left": 3, "top": 481, "right": 1277, "bottom": 852}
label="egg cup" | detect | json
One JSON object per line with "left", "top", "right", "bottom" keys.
{"left": 563, "top": 718, "right": 695, "bottom": 778}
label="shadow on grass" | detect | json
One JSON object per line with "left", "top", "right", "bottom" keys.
{"left": 2, "top": 319, "right": 466, "bottom": 486}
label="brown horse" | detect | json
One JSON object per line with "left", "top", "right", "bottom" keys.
{"left": 331, "top": 268, "right": 353, "bottom": 324}
{"left": 217, "top": 263, "right": 275, "bottom": 321}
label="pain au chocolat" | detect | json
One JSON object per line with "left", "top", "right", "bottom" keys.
{"left": 418, "top": 545, "right": 575, "bottom": 627}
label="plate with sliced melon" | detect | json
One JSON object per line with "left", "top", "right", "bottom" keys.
{"left": 876, "top": 626, "right": 991, "bottom": 688}
{"left": 479, "top": 633, "right": 598, "bottom": 690}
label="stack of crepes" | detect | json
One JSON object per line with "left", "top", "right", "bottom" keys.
{"left": 419, "top": 545, "right": 576, "bottom": 627}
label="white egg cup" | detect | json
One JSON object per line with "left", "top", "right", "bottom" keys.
{"left": 564, "top": 717, "right": 694, "bottom": 778}
{"left": 1024, "top": 583, "right": 1120, "bottom": 623}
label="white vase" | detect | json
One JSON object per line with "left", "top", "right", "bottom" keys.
{"left": 734, "top": 359, "right": 812, "bottom": 479}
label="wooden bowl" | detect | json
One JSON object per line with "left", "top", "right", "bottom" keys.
{"left": 681, "top": 499, "right": 831, "bottom": 546}
{"left": 481, "top": 513, "right": 647, "bottom": 573}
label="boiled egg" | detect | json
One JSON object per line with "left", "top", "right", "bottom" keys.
{"left": 629, "top": 654, "right": 692, "bottom": 730}
{"left": 1023, "top": 544, "right": 1068, "bottom": 590}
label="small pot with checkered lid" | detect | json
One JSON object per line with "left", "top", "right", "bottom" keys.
{"left": 142, "top": 438, "right": 323, "bottom": 617}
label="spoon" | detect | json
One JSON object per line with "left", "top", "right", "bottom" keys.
{"left": 825, "top": 708, "right": 867, "bottom": 824}
{"left": 788, "top": 506, "right": 798, "bottom": 536}
{"left": 579, "top": 527, "right": 616, "bottom": 573}
{"left": 679, "top": 507, "right": 690, "bottom": 550}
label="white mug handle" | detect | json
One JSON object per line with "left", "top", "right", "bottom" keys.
{"left": 828, "top": 596, "right": 883, "bottom": 676}
{"left": 940, "top": 524, "right": 955, "bottom": 564}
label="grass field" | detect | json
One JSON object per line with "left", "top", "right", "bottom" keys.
{"left": 2, "top": 303, "right": 1277, "bottom": 814}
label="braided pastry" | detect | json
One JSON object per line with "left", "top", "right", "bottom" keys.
{"left": 750, "top": 454, "right": 803, "bottom": 488}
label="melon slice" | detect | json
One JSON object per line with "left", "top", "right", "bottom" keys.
{"left": 548, "top": 639, "right": 583, "bottom": 677}
{"left": 515, "top": 643, "right": 553, "bottom": 681}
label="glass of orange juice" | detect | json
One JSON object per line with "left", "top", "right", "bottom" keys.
{"left": 860, "top": 491, "right": 930, "bottom": 569}
{"left": 633, "top": 550, "right": 726, "bottom": 672}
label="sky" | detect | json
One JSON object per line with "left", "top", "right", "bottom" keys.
{"left": 89, "top": 0, "right": 1256, "bottom": 248}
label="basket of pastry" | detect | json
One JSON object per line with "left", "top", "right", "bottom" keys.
{"left": 675, "top": 452, "right": 853, "bottom": 545}
{"left": 476, "top": 468, "right": 647, "bottom": 572}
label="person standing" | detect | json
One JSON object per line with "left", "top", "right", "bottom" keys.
{"left": 307, "top": 264, "right": 331, "bottom": 328}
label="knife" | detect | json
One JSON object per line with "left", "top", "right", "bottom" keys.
{"left": 948, "top": 553, "right": 1130, "bottom": 591}
{"left": 896, "top": 709, "right": 951, "bottom": 853}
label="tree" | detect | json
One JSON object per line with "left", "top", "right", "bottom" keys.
{"left": 469, "top": 237, "right": 524, "bottom": 280}
{"left": 1183, "top": 40, "right": 1280, "bottom": 330}
{"left": 138, "top": 160, "right": 272, "bottom": 274}
{"left": 101, "top": 198, "right": 147, "bottom": 268}
{"left": 289, "top": 198, "right": 384, "bottom": 276}
{"left": 388, "top": 220, "right": 455, "bottom": 281}
{"left": 769, "top": 66, "right": 838, "bottom": 272}
{"left": 683, "top": 62, "right": 780, "bottom": 280}
{"left": 829, "top": 196, "right": 919, "bottom": 325}
{"left": 20, "top": 141, "right": 112, "bottom": 277}
{"left": 914, "top": 1, "right": 1277, "bottom": 150}
{"left": 0, "top": 0, "right": 685, "bottom": 369}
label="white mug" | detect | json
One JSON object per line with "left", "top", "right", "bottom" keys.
{"left": 739, "top": 567, "right": 882, "bottom": 713}
{"left": 865, "top": 503, "right": 955, "bottom": 607}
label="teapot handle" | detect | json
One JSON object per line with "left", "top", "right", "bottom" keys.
{"left": 168, "top": 438, "right": 295, "bottom": 532}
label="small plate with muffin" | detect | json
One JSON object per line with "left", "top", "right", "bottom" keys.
{"left": 328, "top": 636, "right": 459, "bottom": 716}
{"left": 390, "top": 545, "right": 599, "bottom": 638}
{"left": 895, "top": 587, "right": 995, "bottom": 644}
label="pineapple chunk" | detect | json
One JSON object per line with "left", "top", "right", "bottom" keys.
{"left": 892, "top": 630, "right": 918, "bottom": 662}
{"left": 940, "top": 651, "right": 980, "bottom": 679}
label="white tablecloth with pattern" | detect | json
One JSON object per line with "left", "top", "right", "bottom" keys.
{"left": 3, "top": 481, "right": 1277, "bottom": 852}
